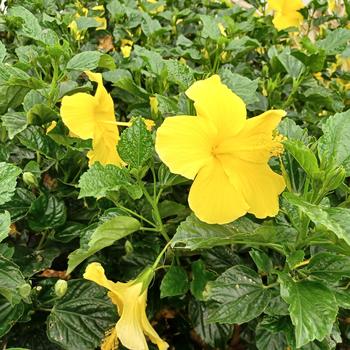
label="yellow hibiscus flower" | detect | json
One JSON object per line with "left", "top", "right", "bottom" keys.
{"left": 84, "top": 262, "right": 169, "bottom": 350}
{"left": 60, "top": 71, "right": 123, "bottom": 167}
{"left": 267, "top": 0, "right": 305, "bottom": 31}
{"left": 155, "top": 75, "right": 286, "bottom": 224}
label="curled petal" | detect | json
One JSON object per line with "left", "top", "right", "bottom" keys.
{"left": 221, "top": 157, "right": 286, "bottom": 218}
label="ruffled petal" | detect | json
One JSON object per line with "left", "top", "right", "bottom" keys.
{"left": 220, "top": 157, "right": 286, "bottom": 218}
{"left": 188, "top": 157, "right": 249, "bottom": 224}
{"left": 60, "top": 92, "right": 96, "bottom": 139}
{"left": 186, "top": 75, "right": 246, "bottom": 138}
{"left": 216, "top": 110, "right": 285, "bottom": 164}
{"left": 155, "top": 115, "right": 216, "bottom": 179}
{"left": 115, "top": 284, "right": 149, "bottom": 350}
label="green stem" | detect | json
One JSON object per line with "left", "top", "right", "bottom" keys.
{"left": 137, "top": 176, "right": 170, "bottom": 242}
{"left": 152, "top": 241, "right": 172, "bottom": 269}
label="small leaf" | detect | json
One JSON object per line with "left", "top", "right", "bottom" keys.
{"left": 67, "top": 51, "right": 116, "bottom": 71}
{"left": 0, "top": 41, "right": 6, "bottom": 63}
{"left": 78, "top": 162, "right": 141, "bottom": 199}
{"left": 284, "top": 140, "right": 319, "bottom": 178}
{"left": 67, "top": 216, "right": 140, "bottom": 274}
{"left": 277, "top": 50, "right": 305, "bottom": 78}
{"left": 207, "top": 265, "right": 272, "bottom": 324}
{"left": 47, "top": 280, "right": 116, "bottom": 350}
{"left": 279, "top": 274, "right": 338, "bottom": 348}
{"left": 199, "top": 15, "right": 221, "bottom": 40}
{"left": 160, "top": 265, "right": 189, "bottom": 298}
{"left": 0, "top": 211, "right": 11, "bottom": 243}
{"left": 118, "top": 118, "right": 153, "bottom": 168}
{"left": 0, "top": 162, "right": 21, "bottom": 206}
{"left": 190, "top": 260, "right": 215, "bottom": 300}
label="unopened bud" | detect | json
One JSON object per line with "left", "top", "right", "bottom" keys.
{"left": 55, "top": 279, "right": 68, "bottom": 298}
{"left": 23, "top": 172, "right": 39, "bottom": 187}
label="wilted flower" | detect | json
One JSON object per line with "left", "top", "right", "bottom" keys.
{"left": 155, "top": 75, "right": 286, "bottom": 224}
{"left": 268, "top": 0, "right": 305, "bottom": 31}
{"left": 60, "top": 71, "right": 123, "bottom": 167}
{"left": 84, "top": 262, "right": 169, "bottom": 350}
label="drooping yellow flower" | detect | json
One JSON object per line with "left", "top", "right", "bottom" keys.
{"left": 268, "top": 0, "right": 305, "bottom": 31}
{"left": 60, "top": 71, "right": 122, "bottom": 167}
{"left": 155, "top": 75, "right": 286, "bottom": 224}
{"left": 84, "top": 263, "right": 169, "bottom": 350}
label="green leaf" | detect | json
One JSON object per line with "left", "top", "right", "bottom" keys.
{"left": 0, "top": 255, "right": 27, "bottom": 305}
{"left": 172, "top": 214, "right": 292, "bottom": 252}
{"left": 249, "top": 249, "right": 273, "bottom": 273}
{"left": 284, "top": 193, "right": 350, "bottom": 246}
{"left": 164, "top": 59, "right": 194, "bottom": 90}
{"left": 256, "top": 317, "right": 294, "bottom": 350}
{"left": 67, "top": 216, "right": 140, "bottom": 274}
{"left": 17, "top": 126, "right": 65, "bottom": 160}
{"left": 200, "top": 15, "right": 221, "bottom": 40}
{"left": 118, "top": 118, "right": 153, "bottom": 168}
{"left": 318, "top": 110, "right": 350, "bottom": 175}
{"left": 78, "top": 162, "right": 141, "bottom": 199}
{"left": 302, "top": 252, "right": 350, "bottom": 283}
{"left": 0, "top": 41, "right": 6, "bottom": 63}
{"left": 28, "top": 194, "right": 67, "bottom": 232}
{"left": 27, "top": 104, "right": 57, "bottom": 125}
{"left": 134, "top": 46, "right": 165, "bottom": 76}
{"left": 0, "top": 211, "right": 11, "bottom": 243}
{"left": 75, "top": 16, "right": 101, "bottom": 30}
{"left": 207, "top": 265, "right": 272, "bottom": 324}
{"left": 1, "top": 112, "right": 27, "bottom": 139}
{"left": 66, "top": 51, "right": 116, "bottom": 71}
{"left": 160, "top": 265, "right": 189, "bottom": 298}
{"left": 279, "top": 275, "right": 338, "bottom": 348}
{"left": 316, "top": 28, "right": 350, "bottom": 55}
{"left": 219, "top": 68, "right": 259, "bottom": 105}
{"left": 7, "top": 6, "right": 42, "bottom": 42}
{"left": 190, "top": 259, "right": 215, "bottom": 300}
{"left": 277, "top": 50, "right": 305, "bottom": 78}
{"left": 0, "top": 296, "right": 24, "bottom": 337}
{"left": 47, "top": 280, "right": 116, "bottom": 350}
{"left": 189, "top": 300, "right": 233, "bottom": 349}
{"left": 0, "top": 162, "right": 21, "bottom": 206}
{"left": 284, "top": 140, "right": 319, "bottom": 178}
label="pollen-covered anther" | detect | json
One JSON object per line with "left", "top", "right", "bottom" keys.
{"left": 270, "top": 133, "right": 286, "bottom": 157}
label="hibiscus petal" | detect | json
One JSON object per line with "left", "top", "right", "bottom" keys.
{"left": 60, "top": 92, "right": 96, "bottom": 139}
{"left": 185, "top": 75, "right": 246, "bottom": 138}
{"left": 273, "top": 11, "right": 303, "bottom": 30}
{"left": 115, "top": 284, "right": 149, "bottom": 350}
{"left": 221, "top": 157, "right": 285, "bottom": 218}
{"left": 216, "top": 110, "right": 285, "bottom": 164}
{"left": 155, "top": 115, "right": 216, "bottom": 179}
{"left": 141, "top": 303, "right": 169, "bottom": 350}
{"left": 188, "top": 157, "right": 249, "bottom": 224}
{"left": 88, "top": 127, "right": 123, "bottom": 166}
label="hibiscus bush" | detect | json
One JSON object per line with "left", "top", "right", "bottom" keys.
{"left": 0, "top": 0, "right": 350, "bottom": 349}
